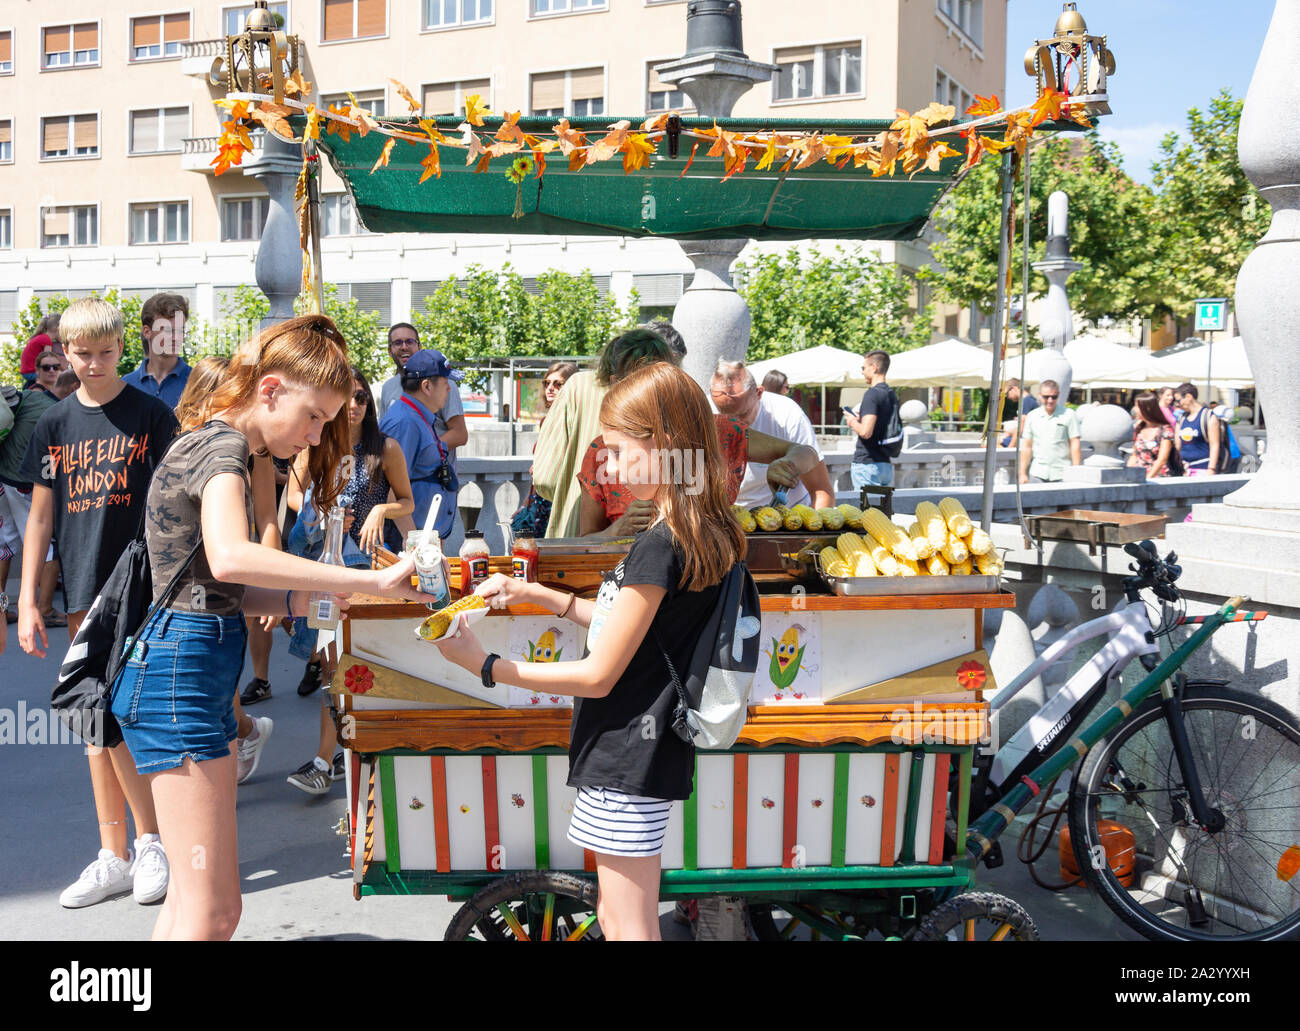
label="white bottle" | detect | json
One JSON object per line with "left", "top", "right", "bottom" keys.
{"left": 307, "top": 506, "right": 345, "bottom": 631}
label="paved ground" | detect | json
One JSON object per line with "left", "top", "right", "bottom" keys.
{"left": 1, "top": 574, "right": 1134, "bottom": 941}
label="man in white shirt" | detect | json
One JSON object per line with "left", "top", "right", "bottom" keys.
{"left": 710, "top": 360, "right": 834, "bottom": 510}
{"left": 376, "top": 322, "right": 468, "bottom": 466}
{"left": 1018, "top": 379, "right": 1082, "bottom": 483}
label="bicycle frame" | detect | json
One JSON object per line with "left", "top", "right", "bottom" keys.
{"left": 965, "top": 595, "right": 1256, "bottom": 861}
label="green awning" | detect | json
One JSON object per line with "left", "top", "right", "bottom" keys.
{"left": 313, "top": 115, "right": 995, "bottom": 241}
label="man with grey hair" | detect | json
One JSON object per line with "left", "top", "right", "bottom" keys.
{"left": 710, "top": 359, "right": 834, "bottom": 510}
{"left": 1018, "top": 379, "right": 1081, "bottom": 483}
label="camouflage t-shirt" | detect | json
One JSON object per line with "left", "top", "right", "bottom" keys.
{"left": 146, "top": 419, "right": 255, "bottom": 615}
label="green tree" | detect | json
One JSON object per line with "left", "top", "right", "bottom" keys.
{"left": 930, "top": 132, "right": 1159, "bottom": 323}
{"left": 736, "top": 246, "right": 935, "bottom": 362}
{"left": 1148, "top": 89, "right": 1271, "bottom": 317}
{"left": 5, "top": 290, "right": 145, "bottom": 382}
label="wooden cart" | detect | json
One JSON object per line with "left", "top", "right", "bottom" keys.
{"left": 329, "top": 546, "right": 1032, "bottom": 940}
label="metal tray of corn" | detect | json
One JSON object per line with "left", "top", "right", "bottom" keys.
{"left": 781, "top": 549, "right": 1000, "bottom": 596}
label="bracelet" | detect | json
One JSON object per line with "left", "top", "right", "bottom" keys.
{"left": 286, "top": 590, "right": 294, "bottom": 618}
{"left": 481, "top": 653, "right": 500, "bottom": 689}
{"left": 557, "top": 592, "right": 575, "bottom": 619}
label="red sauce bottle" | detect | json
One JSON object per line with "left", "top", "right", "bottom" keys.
{"left": 511, "top": 533, "right": 538, "bottom": 582}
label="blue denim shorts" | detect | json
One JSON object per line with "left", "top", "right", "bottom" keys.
{"left": 110, "top": 608, "right": 248, "bottom": 774}
{"left": 850, "top": 461, "right": 895, "bottom": 488}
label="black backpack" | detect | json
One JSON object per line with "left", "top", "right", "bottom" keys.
{"left": 878, "top": 389, "right": 904, "bottom": 459}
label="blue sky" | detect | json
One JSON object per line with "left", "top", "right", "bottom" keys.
{"left": 1004, "top": 1, "right": 1275, "bottom": 183}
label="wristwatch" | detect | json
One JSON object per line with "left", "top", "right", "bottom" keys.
{"left": 481, "top": 653, "right": 500, "bottom": 689}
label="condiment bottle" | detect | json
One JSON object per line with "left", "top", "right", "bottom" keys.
{"left": 511, "top": 532, "right": 538, "bottom": 582}
{"left": 459, "top": 529, "right": 490, "bottom": 594}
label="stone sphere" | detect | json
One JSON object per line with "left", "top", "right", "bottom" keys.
{"left": 900, "top": 399, "right": 928, "bottom": 424}
{"left": 1026, "top": 583, "right": 1079, "bottom": 630}
{"left": 1080, "top": 404, "right": 1134, "bottom": 447}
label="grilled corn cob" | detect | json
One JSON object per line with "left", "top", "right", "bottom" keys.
{"left": 940, "top": 532, "right": 969, "bottom": 565}
{"left": 906, "top": 521, "right": 934, "bottom": 561}
{"left": 924, "top": 553, "right": 951, "bottom": 576}
{"left": 894, "top": 555, "right": 922, "bottom": 577}
{"left": 836, "top": 532, "right": 870, "bottom": 566}
{"left": 950, "top": 555, "right": 974, "bottom": 576}
{"left": 751, "top": 506, "right": 782, "bottom": 532}
{"left": 418, "top": 593, "right": 487, "bottom": 641}
{"left": 773, "top": 503, "right": 803, "bottom": 531}
{"left": 861, "top": 507, "right": 918, "bottom": 562}
{"left": 732, "top": 505, "right": 757, "bottom": 533}
{"left": 965, "top": 526, "right": 993, "bottom": 556}
{"left": 791, "top": 504, "right": 823, "bottom": 531}
{"left": 974, "top": 551, "right": 1002, "bottom": 576}
{"left": 819, "top": 547, "right": 850, "bottom": 577}
{"left": 853, "top": 552, "right": 880, "bottom": 577}
{"left": 817, "top": 507, "right": 846, "bottom": 531}
{"left": 939, "top": 496, "right": 973, "bottom": 537}
{"left": 915, "top": 501, "right": 948, "bottom": 550}
{"left": 836, "top": 504, "right": 865, "bottom": 530}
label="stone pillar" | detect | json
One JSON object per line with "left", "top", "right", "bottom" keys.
{"left": 1030, "top": 191, "right": 1079, "bottom": 399}
{"left": 245, "top": 132, "right": 303, "bottom": 327}
{"left": 675, "top": 239, "right": 751, "bottom": 387}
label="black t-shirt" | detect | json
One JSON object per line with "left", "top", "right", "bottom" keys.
{"left": 1000, "top": 392, "right": 1038, "bottom": 423}
{"left": 19, "top": 385, "right": 178, "bottom": 612}
{"left": 853, "top": 383, "right": 899, "bottom": 464}
{"left": 567, "top": 522, "right": 723, "bottom": 801}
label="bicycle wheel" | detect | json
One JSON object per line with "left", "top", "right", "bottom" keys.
{"left": 1069, "top": 686, "right": 1300, "bottom": 941}
{"left": 911, "top": 892, "right": 1039, "bottom": 941}
{"left": 444, "top": 872, "right": 602, "bottom": 941}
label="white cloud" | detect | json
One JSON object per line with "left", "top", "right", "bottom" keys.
{"left": 1097, "top": 122, "right": 1182, "bottom": 184}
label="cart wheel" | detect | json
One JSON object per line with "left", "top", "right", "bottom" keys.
{"left": 911, "top": 892, "right": 1039, "bottom": 941}
{"left": 444, "top": 872, "right": 602, "bottom": 942}
{"left": 745, "top": 902, "right": 867, "bottom": 941}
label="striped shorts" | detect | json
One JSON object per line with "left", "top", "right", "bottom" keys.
{"left": 567, "top": 786, "right": 672, "bottom": 858}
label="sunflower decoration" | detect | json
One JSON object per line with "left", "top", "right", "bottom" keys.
{"left": 506, "top": 156, "right": 534, "bottom": 220}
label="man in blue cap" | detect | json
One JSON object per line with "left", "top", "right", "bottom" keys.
{"left": 379, "top": 349, "right": 461, "bottom": 539}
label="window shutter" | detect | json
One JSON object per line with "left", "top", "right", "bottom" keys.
{"left": 357, "top": 0, "right": 386, "bottom": 37}
{"left": 133, "top": 17, "right": 160, "bottom": 48}
{"left": 462, "top": 77, "right": 490, "bottom": 103}
{"left": 323, "top": 0, "right": 353, "bottom": 41}
{"left": 570, "top": 67, "right": 603, "bottom": 101}
{"left": 43, "top": 118, "right": 69, "bottom": 154}
{"left": 74, "top": 114, "right": 98, "bottom": 150}
{"left": 73, "top": 23, "right": 98, "bottom": 51}
{"left": 45, "top": 208, "right": 70, "bottom": 236}
{"left": 163, "top": 13, "right": 190, "bottom": 43}
{"left": 775, "top": 46, "right": 815, "bottom": 65}
{"left": 0, "top": 31, "right": 11, "bottom": 63}
{"left": 348, "top": 282, "right": 391, "bottom": 324}
{"left": 44, "top": 26, "right": 71, "bottom": 56}
{"left": 530, "top": 72, "right": 564, "bottom": 113}
{"left": 422, "top": 82, "right": 456, "bottom": 118}
{"left": 131, "top": 109, "right": 158, "bottom": 150}
{"left": 0, "top": 120, "right": 10, "bottom": 145}
{"left": 163, "top": 107, "right": 188, "bottom": 149}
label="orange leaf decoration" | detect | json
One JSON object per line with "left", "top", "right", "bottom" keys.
{"left": 955, "top": 660, "right": 987, "bottom": 691}
{"left": 642, "top": 112, "right": 671, "bottom": 133}
{"left": 586, "top": 120, "right": 630, "bottom": 165}
{"left": 418, "top": 118, "right": 445, "bottom": 145}
{"left": 966, "top": 94, "right": 1001, "bottom": 118}
{"left": 554, "top": 118, "right": 587, "bottom": 156}
{"left": 326, "top": 104, "right": 353, "bottom": 142}
{"left": 914, "top": 101, "right": 956, "bottom": 127}
{"left": 249, "top": 105, "right": 294, "bottom": 141}
{"left": 567, "top": 149, "right": 586, "bottom": 172}
{"left": 370, "top": 137, "right": 395, "bottom": 173}
{"left": 282, "top": 69, "right": 313, "bottom": 98}
{"left": 347, "top": 93, "right": 380, "bottom": 137}
{"left": 621, "top": 132, "right": 656, "bottom": 173}
{"left": 464, "top": 93, "right": 491, "bottom": 127}
{"left": 873, "top": 132, "right": 900, "bottom": 177}
{"left": 303, "top": 103, "right": 321, "bottom": 142}
{"left": 390, "top": 77, "right": 422, "bottom": 114}
{"left": 1029, "top": 89, "right": 1065, "bottom": 127}
{"left": 678, "top": 140, "right": 699, "bottom": 179}
{"left": 755, "top": 135, "right": 779, "bottom": 172}
{"left": 418, "top": 144, "right": 441, "bottom": 183}
{"left": 474, "top": 151, "right": 492, "bottom": 174}
{"left": 495, "top": 111, "right": 524, "bottom": 144}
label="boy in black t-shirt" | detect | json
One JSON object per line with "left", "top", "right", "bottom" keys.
{"left": 16, "top": 298, "right": 178, "bottom": 911}
{"left": 846, "top": 349, "right": 899, "bottom": 488}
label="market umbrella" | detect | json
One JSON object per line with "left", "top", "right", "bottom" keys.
{"left": 1152, "top": 337, "right": 1254, "bottom": 391}
{"left": 746, "top": 344, "right": 867, "bottom": 387}
{"left": 886, "top": 338, "right": 993, "bottom": 387}
{"left": 1005, "top": 336, "right": 1156, "bottom": 388}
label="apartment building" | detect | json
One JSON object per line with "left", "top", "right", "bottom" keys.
{"left": 0, "top": 0, "right": 1005, "bottom": 338}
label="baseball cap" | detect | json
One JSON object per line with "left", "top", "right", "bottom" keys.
{"left": 401, "top": 349, "right": 463, "bottom": 383}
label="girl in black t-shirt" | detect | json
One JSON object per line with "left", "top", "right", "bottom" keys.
{"left": 435, "top": 363, "right": 745, "bottom": 940}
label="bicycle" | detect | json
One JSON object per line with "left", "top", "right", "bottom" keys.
{"left": 966, "top": 540, "right": 1300, "bottom": 941}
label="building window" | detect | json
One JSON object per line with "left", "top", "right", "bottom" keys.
{"left": 322, "top": 0, "right": 386, "bottom": 41}
{"left": 224, "top": 3, "right": 289, "bottom": 35}
{"left": 130, "top": 13, "right": 189, "bottom": 60}
{"left": 321, "top": 89, "right": 385, "bottom": 117}
{"left": 421, "top": 78, "right": 489, "bottom": 119}
{"left": 646, "top": 62, "right": 690, "bottom": 113}
{"left": 773, "top": 42, "right": 862, "bottom": 102}
{"left": 934, "top": 67, "right": 972, "bottom": 116}
{"left": 937, "top": 0, "right": 983, "bottom": 50}
{"left": 129, "top": 107, "right": 188, "bottom": 154}
{"left": 43, "top": 23, "right": 98, "bottom": 69}
{"left": 0, "top": 119, "right": 10, "bottom": 162}
{"left": 42, "top": 205, "right": 97, "bottom": 247}
{"left": 320, "top": 194, "right": 358, "bottom": 236}
{"left": 0, "top": 210, "right": 11, "bottom": 249}
{"left": 130, "top": 202, "right": 190, "bottom": 245}
{"left": 41, "top": 114, "right": 98, "bottom": 159}
{"left": 221, "top": 196, "right": 270, "bottom": 241}
{"left": 424, "top": 0, "right": 492, "bottom": 29}
{"left": 531, "top": 0, "right": 606, "bottom": 14}
{"left": 335, "top": 282, "right": 391, "bottom": 324}
{"left": 0, "top": 30, "right": 12, "bottom": 74}
{"left": 530, "top": 68, "right": 603, "bottom": 118}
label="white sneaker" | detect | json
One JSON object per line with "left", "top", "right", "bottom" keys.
{"left": 236, "top": 716, "right": 274, "bottom": 784}
{"left": 131, "top": 835, "right": 169, "bottom": 904}
{"left": 60, "top": 848, "right": 133, "bottom": 908}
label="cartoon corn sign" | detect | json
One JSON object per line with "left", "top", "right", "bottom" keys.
{"left": 526, "top": 627, "right": 563, "bottom": 663}
{"left": 766, "top": 623, "right": 809, "bottom": 692}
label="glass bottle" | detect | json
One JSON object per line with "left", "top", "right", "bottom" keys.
{"left": 307, "top": 505, "right": 345, "bottom": 631}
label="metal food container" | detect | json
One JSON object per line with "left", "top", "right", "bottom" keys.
{"left": 781, "top": 548, "right": 1000, "bottom": 596}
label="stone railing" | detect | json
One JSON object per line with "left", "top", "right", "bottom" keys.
{"left": 180, "top": 38, "right": 225, "bottom": 60}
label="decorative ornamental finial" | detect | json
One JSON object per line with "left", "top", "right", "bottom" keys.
{"left": 1024, "top": 3, "right": 1115, "bottom": 115}
{"left": 209, "top": 0, "right": 301, "bottom": 103}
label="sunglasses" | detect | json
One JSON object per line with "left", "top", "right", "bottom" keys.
{"left": 1040, "top": 394, "right": 1059, "bottom": 400}
{"left": 543, "top": 378, "right": 565, "bottom": 388}
{"left": 352, "top": 389, "right": 370, "bottom": 405}
{"left": 38, "top": 363, "right": 62, "bottom": 372}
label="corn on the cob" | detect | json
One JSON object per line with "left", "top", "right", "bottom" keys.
{"left": 836, "top": 504, "right": 865, "bottom": 530}
{"left": 773, "top": 503, "right": 803, "bottom": 531}
{"left": 791, "top": 504, "right": 823, "bottom": 531}
{"left": 906, "top": 521, "right": 934, "bottom": 560}
{"left": 915, "top": 501, "right": 948, "bottom": 550}
{"left": 939, "top": 496, "right": 973, "bottom": 537}
{"left": 861, "top": 507, "right": 918, "bottom": 562}
{"left": 817, "top": 507, "right": 845, "bottom": 531}
{"left": 836, "top": 532, "right": 869, "bottom": 566}
{"left": 819, "top": 547, "right": 850, "bottom": 577}
{"left": 866, "top": 539, "right": 897, "bottom": 576}
{"left": 418, "top": 593, "right": 487, "bottom": 641}
{"left": 894, "top": 555, "right": 922, "bottom": 577}
{"left": 751, "top": 506, "right": 782, "bottom": 532}
{"left": 940, "top": 532, "right": 969, "bottom": 565}
{"left": 924, "top": 553, "right": 951, "bottom": 576}
{"left": 732, "top": 505, "right": 757, "bottom": 533}
{"left": 950, "top": 556, "right": 974, "bottom": 576}
{"left": 853, "top": 552, "right": 880, "bottom": 577}
{"left": 974, "top": 551, "right": 1002, "bottom": 576}
{"left": 965, "top": 526, "right": 993, "bottom": 556}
